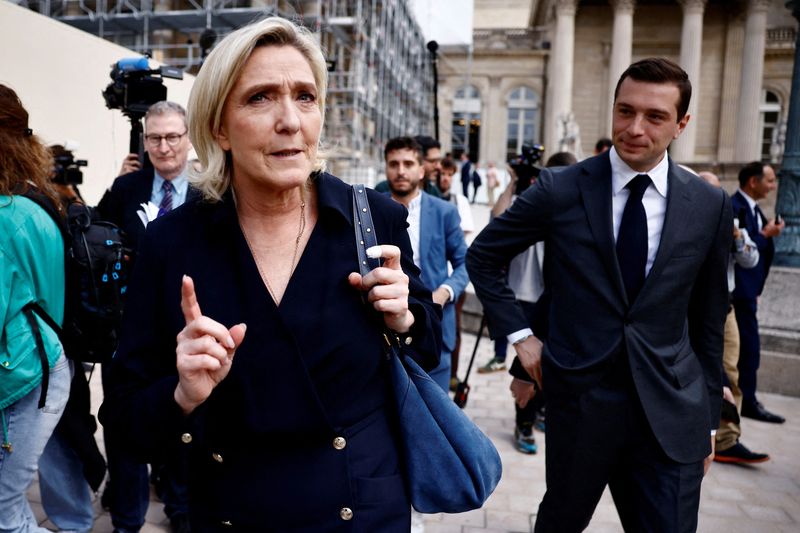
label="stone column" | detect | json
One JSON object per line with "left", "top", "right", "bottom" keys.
{"left": 774, "top": 1, "right": 800, "bottom": 266}
{"left": 545, "top": 0, "right": 578, "bottom": 155}
{"left": 733, "top": 0, "right": 772, "bottom": 161}
{"left": 605, "top": 0, "right": 636, "bottom": 137}
{"left": 717, "top": 11, "right": 746, "bottom": 162}
{"left": 485, "top": 77, "right": 505, "bottom": 165}
{"left": 671, "top": 0, "right": 707, "bottom": 163}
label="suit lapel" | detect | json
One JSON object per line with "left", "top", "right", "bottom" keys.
{"left": 418, "top": 192, "right": 432, "bottom": 270}
{"left": 640, "top": 160, "right": 693, "bottom": 296}
{"left": 577, "top": 153, "right": 627, "bottom": 304}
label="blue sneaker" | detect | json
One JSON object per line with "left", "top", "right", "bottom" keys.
{"left": 514, "top": 425, "right": 537, "bottom": 454}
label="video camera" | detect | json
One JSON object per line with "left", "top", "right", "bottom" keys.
{"left": 54, "top": 153, "right": 87, "bottom": 186}
{"left": 50, "top": 145, "right": 87, "bottom": 186}
{"left": 102, "top": 57, "right": 183, "bottom": 119}
{"left": 509, "top": 144, "right": 544, "bottom": 196}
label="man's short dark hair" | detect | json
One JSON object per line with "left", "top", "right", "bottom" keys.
{"left": 738, "top": 161, "right": 766, "bottom": 188}
{"left": 546, "top": 152, "right": 578, "bottom": 168}
{"left": 440, "top": 157, "right": 457, "bottom": 173}
{"left": 414, "top": 135, "right": 441, "bottom": 157}
{"left": 594, "top": 138, "right": 612, "bottom": 153}
{"left": 613, "top": 58, "right": 691, "bottom": 121}
{"left": 384, "top": 136, "right": 423, "bottom": 163}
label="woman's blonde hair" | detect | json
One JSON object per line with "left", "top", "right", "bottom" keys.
{"left": 188, "top": 16, "right": 328, "bottom": 201}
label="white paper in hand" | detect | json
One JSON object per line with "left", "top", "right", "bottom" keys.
{"left": 136, "top": 202, "right": 161, "bottom": 228}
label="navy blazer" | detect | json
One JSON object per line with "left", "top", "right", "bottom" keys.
{"left": 468, "top": 152, "right": 732, "bottom": 463}
{"left": 731, "top": 190, "right": 774, "bottom": 300}
{"left": 417, "top": 193, "right": 468, "bottom": 352}
{"left": 99, "top": 173, "right": 441, "bottom": 531}
{"left": 95, "top": 167, "right": 202, "bottom": 253}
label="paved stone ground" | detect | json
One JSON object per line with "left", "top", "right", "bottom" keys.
{"left": 26, "top": 334, "right": 800, "bottom": 532}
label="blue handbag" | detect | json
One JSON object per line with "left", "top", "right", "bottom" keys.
{"left": 351, "top": 184, "right": 502, "bottom": 513}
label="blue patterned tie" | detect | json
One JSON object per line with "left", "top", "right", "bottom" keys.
{"left": 157, "top": 181, "right": 174, "bottom": 218}
{"left": 616, "top": 174, "right": 651, "bottom": 304}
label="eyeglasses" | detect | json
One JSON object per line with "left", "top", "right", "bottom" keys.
{"left": 424, "top": 157, "right": 442, "bottom": 164}
{"left": 144, "top": 131, "right": 188, "bottom": 147}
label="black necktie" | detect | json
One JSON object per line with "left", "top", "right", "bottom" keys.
{"left": 616, "top": 174, "right": 651, "bottom": 303}
{"left": 754, "top": 204, "right": 764, "bottom": 232}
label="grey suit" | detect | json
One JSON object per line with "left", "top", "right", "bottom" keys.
{"left": 467, "top": 151, "right": 732, "bottom": 531}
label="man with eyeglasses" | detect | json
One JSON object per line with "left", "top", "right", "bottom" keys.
{"left": 96, "top": 100, "right": 198, "bottom": 533}
{"left": 98, "top": 101, "right": 199, "bottom": 253}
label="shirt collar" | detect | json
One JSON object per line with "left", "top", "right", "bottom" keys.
{"left": 737, "top": 188, "right": 758, "bottom": 212}
{"left": 408, "top": 191, "right": 422, "bottom": 211}
{"left": 153, "top": 167, "right": 189, "bottom": 195}
{"left": 609, "top": 146, "right": 669, "bottom": 198}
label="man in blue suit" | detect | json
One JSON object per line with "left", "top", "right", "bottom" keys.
{"left": 385, "top": 136, "right": 468, "bottom": 392}
{"left": 731, "top": 162, "right": 786, "bottom": 424}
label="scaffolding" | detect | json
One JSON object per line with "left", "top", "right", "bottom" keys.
{"left": 16, "top": 0, "right": 434, "bottom": 182}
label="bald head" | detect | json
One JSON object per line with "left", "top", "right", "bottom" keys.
{"left": 698, "top": 171, "right": 720, "bottom": 188}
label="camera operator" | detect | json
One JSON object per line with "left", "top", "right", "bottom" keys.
{"left": 96, "top": 100, "right": 200, "bottom": 533}
{"left": 477, "top": 149, "right": 576, "bottom": 454}
{"left": 34, "top": 145, "right": 106, "bottom": 533}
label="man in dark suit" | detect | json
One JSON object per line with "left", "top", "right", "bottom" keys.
{"left": 731, "top": 162, "right": 786, "bottom": 424}
{"left": 467, "top": 58, "right": 732, "bottom": 531}
{"left": 96, "top": 100, "right": 199, "bottom": 533}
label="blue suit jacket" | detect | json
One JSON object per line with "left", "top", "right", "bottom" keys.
{"left": 418, "top": 192, "right": 468, "bottom": 352}
{"left": 731, "top": 190, "right": 774, "bottom": 301}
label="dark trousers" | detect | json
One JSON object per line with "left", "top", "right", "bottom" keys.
{"left": 534, "top": 358, "right": 704, "bottom": 533}
{"left": 102, "top": 365, "right": 189, "bottom": 531}
{"left": 732, "top": 298, "right": 760, "bottom": 408}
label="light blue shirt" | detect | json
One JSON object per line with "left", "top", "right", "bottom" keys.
{"left": 151, "top": 169, "right": 189, "bottom": 209}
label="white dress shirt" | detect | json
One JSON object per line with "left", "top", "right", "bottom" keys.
{"left": 736, "top": 188, "right": 762, "bottom": 231}
{"left": 151, "top": 168, "right": 190, "bottom": 209}
{"left": 406, "top": 192, "right": 422, "bottom": 269}
{"left": 610, "top": 146, "right": 669, "bottom": 276}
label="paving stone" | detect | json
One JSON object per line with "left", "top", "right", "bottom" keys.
{"left": 485, "top": 509, "right": 533, "bottom": 531}
{"left": 740, "top": 503, "right": 793, "bottom": 523}
{"left": 437, "top": 508, "right": 486, "bottom": 527}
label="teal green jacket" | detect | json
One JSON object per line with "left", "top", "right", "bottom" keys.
{"left": 0, "top": 195, "right": 65, "bottom": 408}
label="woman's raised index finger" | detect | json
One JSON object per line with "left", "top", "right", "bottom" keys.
{"left": 366, "top": 245, "right": 402, "bottom": 270}
{"left": 181, "top": 275, "right": 203, "bottom": 325}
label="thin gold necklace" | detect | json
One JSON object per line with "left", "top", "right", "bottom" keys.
{"left": 241, "top": 197, "right": 306, "bottom": 303}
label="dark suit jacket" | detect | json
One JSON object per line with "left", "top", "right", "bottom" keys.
{"left": 99, "top": 173, "right": 441, "bottom": 530}
{"left": 95, "top": 167, "right": 202, "bottom": 253}
{"left": 467, "top": 152, "right": 732, "bottom": 464}
{"left": 731, "top": 190, "right": 774, "bottom": 301}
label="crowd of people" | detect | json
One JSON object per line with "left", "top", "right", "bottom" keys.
{"left": 0, "top": 14, "right": 789, "bottom": 533}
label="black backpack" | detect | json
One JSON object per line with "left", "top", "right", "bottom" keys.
{"left": 22, "top": 190, "right": 131, "bottom": 364}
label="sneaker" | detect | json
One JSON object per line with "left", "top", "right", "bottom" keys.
{"left": 714, "top": 441, "right": 770, "bottom": 464}
{"left": 534, "top": 412, "right": 546, "bottom": 433}
{"left": 477, "top": 357, "right": 507, "bottom": 374}
{"left": 514, "top": 425, "right": 537, "bottom": 454}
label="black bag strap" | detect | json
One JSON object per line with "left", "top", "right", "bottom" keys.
{"left": 351, "top": 184, "right": 380, "bottom": 277}
{"left": 21, "top": 304, "right": 52, "bottom": 409}
{"left": 351, "top": 185, "right": 404, "bottom": 353}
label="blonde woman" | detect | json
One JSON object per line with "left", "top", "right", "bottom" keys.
{"left": 100, "top": 17, "right": 441, "bottom": 531}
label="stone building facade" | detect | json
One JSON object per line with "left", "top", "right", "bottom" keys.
{"left": 438, "top": 0, "right": 797, "bottom": 179}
